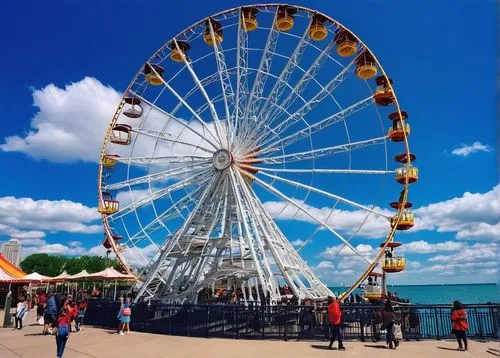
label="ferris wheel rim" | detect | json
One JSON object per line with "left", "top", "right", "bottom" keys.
{"left": 97, "top": 4, "right": 413, "bottom": 301}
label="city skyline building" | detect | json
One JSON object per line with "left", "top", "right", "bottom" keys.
{"left": 1, "top": 238, "right": 21, "bottom": 267}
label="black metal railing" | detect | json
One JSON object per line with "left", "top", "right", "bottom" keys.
{"left": 84, "top": 300, "right": 499, "bottom": 341}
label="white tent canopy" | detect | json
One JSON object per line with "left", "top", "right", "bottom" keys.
{"left": 67, "top": 270, "right": 90, "bottom": 281}
{"left": 23, "top": 272, "right": 52, "bottom": 283}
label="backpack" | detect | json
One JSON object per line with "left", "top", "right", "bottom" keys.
{"left": 122, "top": 307, "right": 131, "bottom": 316}
{"left": 57, "top": 323, "right": 69, "bottom": 338}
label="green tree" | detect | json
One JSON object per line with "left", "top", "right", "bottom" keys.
{"left": 21, "top": 254, "right": 123, "bottom": 277}
{"left": 20, "top": 254, "right": 67, "bottom": 276}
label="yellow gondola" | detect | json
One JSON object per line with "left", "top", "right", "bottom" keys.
{"left": 204, "top": 18, "right": 223, "bottom": 46}
{"left": 275, "top": 6, "right": 296, "bottom": 32}
{"left": 241, "top": 7, "right": 258, "bottom": 31}
{"left": 308, "top": 14, "right": 328, "bottom": 41}
{"left": 143, "top": 63, "right": 164, "bottom": 86}
{"left": 335, "top": 29, "right": 358, "bottom": 57}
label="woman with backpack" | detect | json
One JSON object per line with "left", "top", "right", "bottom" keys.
{"left": 451, "top": 300, "right": 468, "bottom": 351}
{"left": 119, "top": 299, "right": 132, "bottom": 335}
{"left": 55, "top": 309, "right": 70, "bottom": 358}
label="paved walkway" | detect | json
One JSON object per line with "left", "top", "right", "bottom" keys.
{"left": 0, "top": 322, "right": 498, "bottom": 357}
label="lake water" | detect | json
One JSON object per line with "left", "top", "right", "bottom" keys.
{"left": 329, "top": 283, "right": 500, "bottom": 304}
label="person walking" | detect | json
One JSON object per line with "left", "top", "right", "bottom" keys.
{"left": 55, "top": 310, "right": 70, "bottom": 358}
{"left": 451, "top": 300, "right": 468, "bottom": 351}
{"left": 76, "top": 300, "right": 87, "bottom": 332}
{"left": 327, "top": 296, "right": 345, "bottom": 350}
{"left": 382, "top": 300, "right": 399, "bottom": 349}
{"left": 15, "top": 297, "right": 27, "bottom": 330}
{"left": 43, "top": 292, "right": 58, "bottom": 335}
{"left": 119, "top": 300, "right": 132, "bottom": 335}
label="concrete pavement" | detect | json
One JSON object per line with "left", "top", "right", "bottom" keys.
{"left": 0, "top": 320, "right": 498, "bottom": 357}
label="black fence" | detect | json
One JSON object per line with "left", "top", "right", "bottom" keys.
{"left": 84, "top": 300, "right": 499, "bottom": 341}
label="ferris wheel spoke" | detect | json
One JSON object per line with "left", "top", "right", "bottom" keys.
{"left": 234, "top": 8, "right": 249, "bottom": 149}
{"left": 129, "top": 91, "right": 220, "bottom": 150}
{"left": 251, "top": 167, "right": 393, "bottom": 175}
{"left": 171, "top": 40, "right": 227, "bottom": 147}
{"left": 247, "top": 170, "right": 371, "bottom": 263}
{"left": 240, "top": 8, "right": 280, "bottom": 143}
{"left": 132, "top": 128, "right": 215, "bottom": 155}
{"left": 255, "top": 55, "right": 358, "bottom": 147}
{"left": 259, "top": 95, "right": 375, "bottom": 155}
{"left": 259, "top": 136, "right": 387, "bottom": 164}
{"left": 255, "top": 17, "right": 313, "bottom": 128}
{"left": 256, "top": 170, "right": 391, "bottom": 218}
{"left": 103, "top": 160, "right": 212, "bottom": 191}
{"left": 114, "top": 154, "right": 210, "bottom": 165}
{"left": 109, "top": 168, "right": 213, "bottom": 221}
{"left": 145, "top": 63, "right": 222, "bottom": 146}
{"left": 206, "top": 21, "right": 235, "bottom": 141}
{"left": 263, "top": 40, "right": 338, "bottom": 128}
{"left": 127, "top": 182, "right": 208, "bottom": 246}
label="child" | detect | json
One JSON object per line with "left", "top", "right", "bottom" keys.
{"left": 55, "top": 310, "right": 70, "bottom": 358}
{"left": 15, "top": 297, "right": 27, "bottom": 330}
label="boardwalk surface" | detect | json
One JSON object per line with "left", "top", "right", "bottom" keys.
{"left": 0, "top": 323, "right": 498, "bottom": 357}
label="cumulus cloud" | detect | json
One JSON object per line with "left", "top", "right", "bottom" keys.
{"left": 263, "top": 201, "right": 391, "bottom": 239}
{"left": 451, "top": 142, "right": 492, "bottom": 157}
{"left": 399, "top": 240, "right": 464, "bottom": 254}
{"left": 0, "top": 196, "right": 101, "bottom": 238}
{"left": 291, "top": 239, "right": 305, "bottom": 247}
{"left": 0, "top": 223, "right": 45, "bottom": 240}
{"left": 414, "top": 184, "right": 500, "bottom": 241}
{"left": 20, "top": 239, "right": 86, "bottom": 258}
{"left": 1, "top": 77, "right": 121, "bottom": 163}
{"left": 313, "top": 260, "right": 334, "bottom": 269}
{"left": 427, "top": 242, "right": 497, "bottom": 263}
{"left": 320, "top": 244, "right": 375, "bottom": 259}
{"left": 88, "top": 243, "right": 158, "bottom": 268}
{"left": 266, "top": 184, "right": 500, "bottom": 242}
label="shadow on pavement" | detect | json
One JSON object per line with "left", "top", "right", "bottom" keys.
{"left": 364, "top": 344, "right": 389, "bottom": 349}
{"left": 437, "top": 347, "right": 461, "bottom": 351}
{"left": 310, "top": 344, "right": 332, "bottom": 350}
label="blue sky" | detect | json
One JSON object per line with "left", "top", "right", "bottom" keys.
{"left": 0, "top": 1, "right": 497, "bottom": 286}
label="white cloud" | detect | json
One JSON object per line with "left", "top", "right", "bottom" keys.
{"left": 320, "top": 244, "right": 375, "bottom": 259}
{"left": 21, "top": 239, "right": 86, "bottom": 258}
{"left": 414, "top": 184, "right": 500, "bottom": 241}
{"left": 313, "top": 260, "right": 334, "bottom": 269}
{"left": 399, "top": 240, "right": 464, "bottom": 254}
{"left": 427, "top": 242, "right": 497, "bottom": 263}
{"left": 1, "top": 77, "right": 122, "bottom": 163}
{"left": 266, "top": 184, "right": 500, "bottom": 242}
{"left": 0, "top": 223, "right": 46, "bottom": 239}
{"left": 451, "top": 142, "right": 491, "bottom": 157}
{"left": 290, "top": 239, "right": 304, "bottom": 247}
{"left": 88, "top": 243, "right": 158, "bottom": 268}
{"left": 263, "top": 201, "right": 390, "bottom": 239}
{"left": 0, "top": 196, "right": 101, "bottom": 240}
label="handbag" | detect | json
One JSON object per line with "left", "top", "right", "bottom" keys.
{"left": 392, "top": 323, "right": 403, "bottom": 340}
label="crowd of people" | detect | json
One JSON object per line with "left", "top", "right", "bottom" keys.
{"left": 8, "top": 287, "right": 471, "bottom": 354}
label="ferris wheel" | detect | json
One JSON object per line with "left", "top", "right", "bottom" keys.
{"left": 97, "top": 4, "right": 418, "bottom": 304}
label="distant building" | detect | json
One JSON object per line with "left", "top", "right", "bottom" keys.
{"left": 1, "top": 239, "right": 21, "bottom": 267}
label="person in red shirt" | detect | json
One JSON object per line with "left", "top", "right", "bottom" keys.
{"left": 55, "top": 310, "right": 70, "bottom": 358}
{"left": 327, "top": 296, "right": 345, "bottom": 350}
{"left": 451, "top": 301, "right": 469, "bottom": 351}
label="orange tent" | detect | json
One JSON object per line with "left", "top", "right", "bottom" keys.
{"left": 0, "top": 254, "right": 26, "bottom": 279}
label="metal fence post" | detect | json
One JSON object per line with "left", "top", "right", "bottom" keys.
{"left": 434, "top": 308, "right": 440, "bottom": 340}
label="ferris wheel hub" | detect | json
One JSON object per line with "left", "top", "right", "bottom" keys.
{"left": 212, "top": 149, "right": 233, "bottom": 170}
